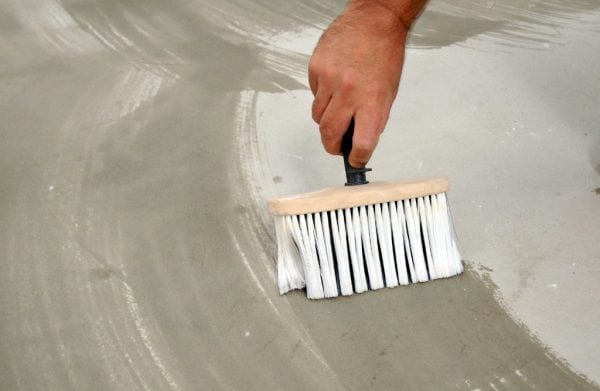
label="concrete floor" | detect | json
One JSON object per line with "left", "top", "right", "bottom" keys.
{"left": 1, "top": 0, "right": 599, "bottom": 390}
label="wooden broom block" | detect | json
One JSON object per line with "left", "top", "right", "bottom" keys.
{"left": 268, "top": 177, "right": 450, "bottom": 216}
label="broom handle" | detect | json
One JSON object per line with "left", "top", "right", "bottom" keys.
{"left": 341, "top": 119, "right": 371, "bottom": 186}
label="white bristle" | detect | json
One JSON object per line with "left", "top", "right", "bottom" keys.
{"left": 424, "top": 195, "right": 440, "bottom": 279}
{"left": 275, "top": 216, "right": 304, "bottom": 293}
{"left": 332, "top": 209, "right": 353, "bottom": 295}
{"left": 418, "top": 197, "right": 435, "bottom": 279}
{"left": 314, "top": 212, "right": 337, "bottom": 298}
{"left": 396, "top": 201, "right": 416, "bottom": 284}
{"left": 275, "top": 193, "right": 462, "bottom": 299}
{"left": 403, "top": 200, "right": 417, "bottom": 281}
{"left": 375, "top": 202, "right": 398, "bottom": 288}
{"left": 368, "top": 205, "right": 386, "bottom": 289}
{"left": 389, "top": 200, "right": 409, "bottom": 285}
{"left": 350, "top": 207, "right": 368, "bottom": 293}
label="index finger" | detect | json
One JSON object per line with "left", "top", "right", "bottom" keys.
{"left": 348, "top": 107, "right": 388, "bottom": 168}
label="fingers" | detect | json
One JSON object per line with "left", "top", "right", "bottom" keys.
{"left": 312, "top": 85, "right": 332, "bottom": 124}
{"left": 318, "top": 93, "right": 354, "bottom": 156}
{"left": 310, "top": 56, "right": 394, "bottom": 164}
{"left": 315, "top": 91, "right": 392, "bottom": 163}
{"left": 310, "top": 65, "right": 336, "bottom": 124}
{"left": 348, "top": 105, "right": 390, "bottom": 168}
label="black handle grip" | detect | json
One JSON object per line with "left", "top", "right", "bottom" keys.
{"left": 342, "top": 119, "right": 371, "bottom": 186}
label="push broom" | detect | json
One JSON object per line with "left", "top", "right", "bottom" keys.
{"left": 268, "top": 121, "right": 463, "bottom": 299}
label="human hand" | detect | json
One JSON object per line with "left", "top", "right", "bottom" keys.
{"left": 309, "top": 0, "right": 425, "bottom": 167}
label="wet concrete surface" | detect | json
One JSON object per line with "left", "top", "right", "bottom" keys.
{"left": 1, "top": 0, "right": 599, "bottom": 390}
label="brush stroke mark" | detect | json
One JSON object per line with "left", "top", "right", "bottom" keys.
{"left": 411, "top": 0, "right": 600, "bottom": 49}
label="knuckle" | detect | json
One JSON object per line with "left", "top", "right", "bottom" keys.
{"left": 339, "top": 73, "right": 357, "bottom": 94}
{"left": 319, "top": 122, "right": 333, "bottom": 137}
{"left": 320, "top": 124, "right": 344, "bottom": 146}
{"left": 319, "top": 117, "right": 346, "bottom": 138}
{"left": 318, "top": 67, "right": 337, "bottom": 85}
{"left": 353, "top": 134, "right": 379, "bottom": 151}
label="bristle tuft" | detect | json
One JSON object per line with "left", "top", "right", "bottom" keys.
{"left": 274, "top": 193, "right": 462, "bottom": 299}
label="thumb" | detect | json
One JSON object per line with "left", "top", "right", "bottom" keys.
{"left": 348, "top": 140, "right": 376, "bottom": 168}
{"left": 348, "top": 111, "right": 383, "bottom": 168}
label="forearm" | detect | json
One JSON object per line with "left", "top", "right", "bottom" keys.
{"left": 347, "top": 0, "right": 428, "bottom": 30}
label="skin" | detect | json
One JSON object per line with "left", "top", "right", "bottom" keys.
{"left": 309, "top": 0, "right": 428, "bottom": 167}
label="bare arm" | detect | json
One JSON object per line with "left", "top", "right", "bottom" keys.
{"left": 308, "top": 0, "right": 428, "bottom": 167}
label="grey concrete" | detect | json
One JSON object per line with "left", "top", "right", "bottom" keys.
{"left": 1, "top": 0, "right": 599, "bottom": 390}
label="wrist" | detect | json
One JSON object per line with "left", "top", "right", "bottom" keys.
{"left": 347, "top": 0, "right": 426, "bottom": 31}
